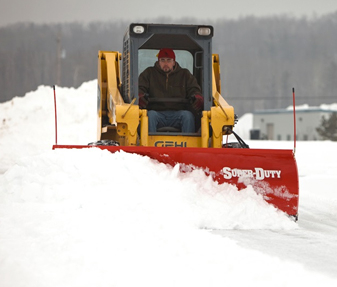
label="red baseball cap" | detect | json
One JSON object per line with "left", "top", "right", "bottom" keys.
{"left": 157, "top": 48, "right": 175, "bottom": 61}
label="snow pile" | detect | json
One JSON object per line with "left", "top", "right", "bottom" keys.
{"left": 0, "top": 81, "right": 96, "bottom": 173}
{"left": 1, "top": 81, "right": 337, "bottom": 287}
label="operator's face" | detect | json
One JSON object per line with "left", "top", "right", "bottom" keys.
{"left": 158, "top": 58, "right": 175, "bottom": 73}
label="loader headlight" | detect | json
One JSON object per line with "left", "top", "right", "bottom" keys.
{"left": 133, "top": 25, "right": 145, "bottom": 34}
{"left": 222, "top": 125, "right": 233, "bottom": 135}
{"left": 198, "top": 27, "right": 211, "bottom": 36}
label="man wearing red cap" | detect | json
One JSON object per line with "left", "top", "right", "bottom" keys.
{"left": 138, "top": 48, "right": 204, "bottom": 133}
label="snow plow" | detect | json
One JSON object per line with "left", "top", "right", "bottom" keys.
{"left": 53, "top": 23, "right": 299, "bottom": 219}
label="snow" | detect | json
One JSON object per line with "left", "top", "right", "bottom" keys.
{"left": 1, "top": 80, "right": 337, "bottom": 286}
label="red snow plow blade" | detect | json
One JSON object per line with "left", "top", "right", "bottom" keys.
{"left": 53, "top": 144, "right": 299, "bottom": 219}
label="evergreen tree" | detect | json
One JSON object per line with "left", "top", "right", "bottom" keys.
{"left": 316, "top": 112, "right": 337, "bottom": 141}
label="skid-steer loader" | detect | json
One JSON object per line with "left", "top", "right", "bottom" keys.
{"left": 53, "top": 23, "right": 299, "bottom": 219}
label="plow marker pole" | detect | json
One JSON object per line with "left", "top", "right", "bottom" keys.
{"left": 53, "top": 85, "right": 58, "bottom": 145}
{"left": 292, "top": 88, "right": 296, "bottom": 155}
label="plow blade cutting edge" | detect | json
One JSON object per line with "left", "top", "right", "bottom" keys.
{"left": 53, "top": 145, "right": 299, "bottom": 219}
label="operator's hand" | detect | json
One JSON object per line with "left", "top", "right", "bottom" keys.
{"left": 191, "top": 94, "right": 204, "bottom": 112}
{"left": 138, "top": 93, "right": 149, "bottom": 109}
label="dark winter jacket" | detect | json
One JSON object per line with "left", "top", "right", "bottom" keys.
{"left": 138, "top": 61, "right": 202, "bottom": 111}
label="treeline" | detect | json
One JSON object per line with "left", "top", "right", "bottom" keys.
{"left": 1, "top": 14, "right": 337, "bottom": 116}
{"left": 213, "top": 14, "right": 337, "bottom": 115}
{"left": 0, "top": 21, "right": 127, "bottom": 103}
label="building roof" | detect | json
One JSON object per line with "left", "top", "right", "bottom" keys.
{"left": 253, "top": 107, "right": 337, "bottom": 115}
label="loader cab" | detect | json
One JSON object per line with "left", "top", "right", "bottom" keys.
{"left": 121, "top": 23, "right": 214, "bottom": 119}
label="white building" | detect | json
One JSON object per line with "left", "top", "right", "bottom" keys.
{"left": 251, "top": 106, "right": 336, "bottom": 141}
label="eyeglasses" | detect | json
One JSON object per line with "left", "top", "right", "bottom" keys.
{"left": 159, "top": 58, "right": 174, "bottom": 63}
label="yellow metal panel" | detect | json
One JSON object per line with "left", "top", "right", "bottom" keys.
{"left": 148, "top": 135, "right": 201, "bottom": 147}
{"left": 201, "top": 111, "right": 210, "bottom": 148}
{"left": 115, "top": 104, "right": 140, "bottom": 146}
{"left": 139, "top": 110, "right": 149, "bottom": 146}
{"left": 212, "top": 54, "right": 221, "bottom": 94}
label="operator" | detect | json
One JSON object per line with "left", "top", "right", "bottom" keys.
{"left": 138, "top": 48, "right": 204, "bottom": 133}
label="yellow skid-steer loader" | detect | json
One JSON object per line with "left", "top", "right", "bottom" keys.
{"left": 53, "top": 23, "right": 299, "bottom": 219}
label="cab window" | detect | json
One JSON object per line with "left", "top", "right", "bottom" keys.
{"left": 138, "top": 49, "right": 193, "bottom": 75}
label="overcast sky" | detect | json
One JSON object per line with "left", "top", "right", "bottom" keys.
{"left": 0, "top": 0, "right": 336, "bottom": 27}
